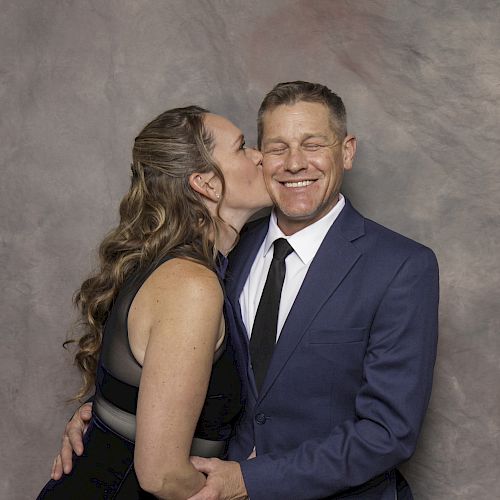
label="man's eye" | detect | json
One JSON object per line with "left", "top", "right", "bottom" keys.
{"left": 303, "top": 144, "right": 322, "bottom": 151}
{"left": 239, "top": 141, "right": 246, "bottom": 150}
{"left": 265, "top": 147, "right": 287, "bottom": 155}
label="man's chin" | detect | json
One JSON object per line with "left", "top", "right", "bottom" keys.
{"left": 274, "top": 206, "right": 323, "bottom": 234}
{"left": 276, "top": 204, "right": 318, "bottom": 221}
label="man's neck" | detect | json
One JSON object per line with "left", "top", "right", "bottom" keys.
{"left": 275, "top": 195, "right": 341, "bottom": 236}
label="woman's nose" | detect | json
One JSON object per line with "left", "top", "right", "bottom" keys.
{"left": 250, "top": 147, "right": 263, "bottom": 165}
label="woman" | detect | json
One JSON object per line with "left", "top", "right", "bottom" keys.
{"left": 38, "top": 105, "right": 271, "bottom": 499}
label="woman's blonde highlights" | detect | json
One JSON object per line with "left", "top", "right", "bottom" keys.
{"left": 67, "top": 106, "right": 227, "bottom": 399}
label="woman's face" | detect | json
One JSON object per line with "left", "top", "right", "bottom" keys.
{"left": 205, "top": 113, "right": 272, "bottom": 216}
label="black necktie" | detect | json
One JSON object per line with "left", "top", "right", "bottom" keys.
{"left": 250, "top": 238, "right": 293, "bottom": 392}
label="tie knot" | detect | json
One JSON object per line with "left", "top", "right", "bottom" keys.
{"left": 273, "top": 238, "right": 293, "bottom": 261}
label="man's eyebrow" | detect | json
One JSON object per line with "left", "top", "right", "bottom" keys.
{"left": 264, "top": 133, "right": 331, "bottom": 145}
{"left": 232, "top": 134, "right": 244, "bottom": 147}
{"left": 263, "top": 137, "right": 287, "bottom": 145}
{"left": 302, "top": 133, "right": 330, "bottom": 141}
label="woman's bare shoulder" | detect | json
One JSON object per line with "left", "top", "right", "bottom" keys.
{"left": 142, "top": 257, "right": 222, "bottom": 304}
{"left": 128, "top": 258, "right": 223, "bottom": 364}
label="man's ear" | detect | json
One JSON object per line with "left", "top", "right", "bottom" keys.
{"left": 342, "top": 135, "right": 357, "bottom": 171}
{"left": 188, "top": 172, "right": 220, "bottom": 202}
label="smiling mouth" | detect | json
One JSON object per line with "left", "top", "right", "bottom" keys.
{"left": 281, "top": 180, "right": 315, "bottom": 188}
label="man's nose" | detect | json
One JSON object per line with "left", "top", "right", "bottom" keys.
{"left": 285, "top": 147, "right": 307, "bottom": 172}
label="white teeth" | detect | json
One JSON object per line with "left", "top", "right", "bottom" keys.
{"left": 283, "top": 180, "right": 314, "bottom": 188}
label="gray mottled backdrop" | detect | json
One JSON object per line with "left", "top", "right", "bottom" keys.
{"left": 1, "top": 1, "right": 499, "bottom": 498}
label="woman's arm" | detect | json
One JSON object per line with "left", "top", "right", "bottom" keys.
{"left": 131, "top": 258, "right": 224, "bottom": 499}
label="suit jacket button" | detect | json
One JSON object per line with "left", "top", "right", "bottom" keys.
{"left": 255, "top": 413, "right": 267, "bottom": 425}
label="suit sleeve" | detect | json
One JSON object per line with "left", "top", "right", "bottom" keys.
{"left": 240, "top": 246, "right": 439, "bottom": 499}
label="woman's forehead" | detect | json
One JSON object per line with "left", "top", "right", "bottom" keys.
{"left": 205, "top": 113, "right": 242, "bottom": 145}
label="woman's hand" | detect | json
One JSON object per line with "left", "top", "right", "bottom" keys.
{"left": 51, "top": 402, "right": 92, "bottom": 480}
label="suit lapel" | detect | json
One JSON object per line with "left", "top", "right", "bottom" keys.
{"left": 226, "top": 217, "right": 270, "bottom": 316}
{"left": 226, "top": 217, "right": 270, "bottom": 399}
{"left": 258, "top": 201, "right": 365, "bottom": 400}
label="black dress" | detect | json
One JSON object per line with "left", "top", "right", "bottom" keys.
{"left": 38, "top": 253, "right": 242, "bottom": 499}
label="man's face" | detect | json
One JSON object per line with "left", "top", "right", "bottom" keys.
{"left": 260, "top": 101, "right": 356, "bottom": 235}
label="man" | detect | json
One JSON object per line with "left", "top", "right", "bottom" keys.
{"left": 56, "top": 82, "right": 439, "bottom": 499}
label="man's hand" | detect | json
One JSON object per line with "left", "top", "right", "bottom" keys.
{"left": 188, "top": 457, "right": 248, "bottom": 500}
{"left": 50, "top": 402, "right": 93, "bottom": 480}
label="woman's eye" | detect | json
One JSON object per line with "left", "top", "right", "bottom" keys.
{"left": 239, "top": 141, "right": 246, "bottom": 150}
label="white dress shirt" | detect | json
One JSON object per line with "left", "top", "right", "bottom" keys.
{"left": 240, "top": 194, "right": 346, "bottom": 340}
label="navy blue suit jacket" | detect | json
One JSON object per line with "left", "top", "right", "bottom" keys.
{"left": 225, "top": 199, "right": 439, "bottom": 499}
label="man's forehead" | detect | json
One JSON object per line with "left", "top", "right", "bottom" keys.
{"left": 262, "top": 102, "right": 334, "bottom": 141}
{"left": 264, "top": 100, "right": 329, "bottom": 117}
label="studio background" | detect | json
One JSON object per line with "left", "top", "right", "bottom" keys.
{"left": 1, "top": 1, "right": 499, "bottom": 498}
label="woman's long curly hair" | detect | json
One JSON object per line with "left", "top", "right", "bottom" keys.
{"left": 68, "top": 106, "right": 226, "bottom": 399}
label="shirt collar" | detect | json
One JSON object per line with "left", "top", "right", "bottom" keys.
{"left": 263, "top": 194, "right": 346, "bottom": 265}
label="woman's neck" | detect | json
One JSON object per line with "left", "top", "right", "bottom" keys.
{"left": 211, "top": 206, "right": 263, "bottom": 256}
{"left": 214, "top": 222, "right": 239, "bottom": 256}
